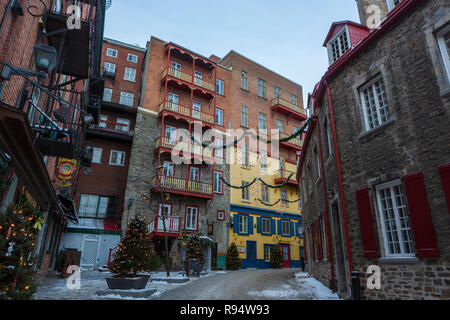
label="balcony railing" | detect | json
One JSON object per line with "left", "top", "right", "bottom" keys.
{"left": 148, "top": 215, "right": 181, "bottom": 236}
{"left": 274, "top": 169, "right": 298, "bottom": 186}
{"left": 159, "top": 100, "right": 215, "bottom": 125}
{"left": 155, "top": 137, "right": 213, "bottom": 159}
{"left": 279, "top": 132, "right": 302, "bottom": 150}
{"left": 152, "top": 175, "right": 213, "bottom": 196}
{"left": 271, "top": 97, "right": 307, "bottom": 120}
{"left": 162, "top": 67, "right": 216, "bottom": 92}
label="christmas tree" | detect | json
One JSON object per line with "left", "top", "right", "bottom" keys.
{"left": 109, "top": 214, "right": 159, "bottom": 278}
{"left": 270, "top": 245, "right": 284, "bottom": 269}
{"left": 225, "top": 242, "right": 241, "bottom": 270}
{"left": 0, "top": 193, "right": 41, "bottom": 300}
{"left": 186, "top": 233, "right": 204, "bottom": 276}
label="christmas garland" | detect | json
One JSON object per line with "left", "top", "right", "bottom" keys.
{"left": 220, "top": 173, "right": 294, "bottom": 190}
{"left": 257, "top": 197, "right": 301, "bottom": 207}
{"left": 191, "top": 117, "right": 312, "bottom": 148}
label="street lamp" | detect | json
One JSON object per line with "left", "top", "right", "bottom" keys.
{"left": 33, "top": 44, "right": 57, "bottom": 74}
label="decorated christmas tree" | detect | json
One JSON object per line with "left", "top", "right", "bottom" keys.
{"left": 270, "top": 244, "right": 284, "bottom": 269}
{"left": 225, "top": 242, "right": 241, "bottom": 270}
{"left": 109, "top": 214, "right": 159, "bottom": 278}
{"left": 186, "top": 233, "right": 204, "bottom": 264}
{"left": 0, "top": 193, "right": 42, "bottom": 300}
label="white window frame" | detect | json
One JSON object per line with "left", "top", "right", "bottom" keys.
{"left": 115, "top": 118, "right": 130, "bottom": 132}
{"left": 258, "top": 79, "right": 266, "bottom": 98}
{"left": 386, "top": 0, "right": 402, "bottom": 11}
{"left": 261, "top": 185, "right": 269, "bottom": 203}
{"left": 375, "top": 179, "right": 416, "bottom": 258}
{"left": 327, "top": 25, "right": 350, "bottom": 64}
{"left": 106, "top": 48, "right": 118, "bottom": 58}
{"left": 103, "top": 88, "right": 112, "bottom": 102}
{"left": 120, "top": 91, "right": 134, "bottom": 107}
{"left": 281, "top": 189, "right": 288, "bottom": 206}
{"left": 216, "top": 79, "right": 225, "bottom": 95}
{"left": 437, "top": 25, "right": 450, "bottom": 83}
{"left": 216, "top": 108, "right": 224, "bottom": 126}
{"left": 262, "top": 218, "right": 271, "bottom": 234}
{"left": 185, "top": 206, "right": 198, "bottom": 231}
{"left": 158, "top": 203, "right": 171, "bottom": 216}
{"left": 104, "top": 62, "right": 116, "bottom": 74}
{"left": 189, "top": 166, "right": 200, "bottom": 181}
{"left": 258, "top": 113, "right": 267, "bottom": 131}
{"left": 241, "top": 105, "right": 248, "bottom": 127}
{"left": 274, "top": 87, "right": 282, "bottom": 99}
{"left": 98, "top": 114, "right": 108, "bottom": 128}
{"left": 127, "top": 53, "right": 138, "bottom": 63}
{"left": 239, "top": 215, "right": 249, "bottom": 234}
{"left": 291, "top": 95, "right": 298, "bottom": 106}
{"left": 92, "top": 147, "right": 103, "bottom": 164}
{"left": 162, "top": 161, "right": 175, "bottom": 177}
{"left": 241, "top": 181, "right": 250, "bottom": 201}
{"left": 124, "top": 67, "right": 136, "bottom": 82}
{"left": 109, "top": 150, "right": 126, "bottom": 166}
{"left": 213, "top": 171, "right": 223, "bottom": 194}
{"left": 359, "top": 74, "right": 390, "bottom": 131}
{"left": 281, "top": 220, "right": 290, "bottom": 236}
{"left": 276, "top": 120, "right": 284, "bottom": 133}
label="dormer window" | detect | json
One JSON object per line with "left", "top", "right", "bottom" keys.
{"left": 386, "top": 0, "right": 402, "bottom": 11}
{"left": 327, "top": 27, "right": 350, "bottom": 64}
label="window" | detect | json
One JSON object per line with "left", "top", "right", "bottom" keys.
{"left": 241, "top": 106, "right": 248, "bottom": 127}
{"left": 194, "top": 71, "right": 203, "bottom": 86}
{"left": 291, "top": 95, "right": 298, "bottom": 106}
{"left": 241, "top": 144, "right": 249, "bottom": 168}
{"left": 437, "top": 25, "right": 450, "bottom": 82}
{"left": 79, "top": 194, "right": 116, "bottom": 218}
{"left": 115, "top": 118, "right": 130, "bottom": 132}
{"left": 165, "top": 125, "right": 177, "bottom": 141}
{"left": 127, "top": 53, "right": 138, "bottom": 63}
{"left": 98, "top": 114, "right": 108, "bottom": 128}
{"left": 162, "top": 161, "right": 175, "bottom": 177}
{"left": 258, "top": 113, "right": 267, "bottom": 131}
{"left": 262, "top": 218, "right": 271, "bottom": 234}
{"left": 386, "top": 0, "right": 402, "bottom": 11}
{"left": 217, "top": 210, "right": 225, "bottom": 221}
{"left": 185, "top": 206, "right": 198, "bottom": 231}
{"left": 104, "top": 62, "right": 116, "bottom": 74}
{"left": 192, "top": 101, "right": 202, "bottom": 119}
{"left": 106, "top": 48, "right": 118, "bottom": 58}
{"left": 292, "top": 126, "right": 301, "bottom": 144}
{"left": 258, "top": 79, "right": 266, "bottom": 98}
{"left": 281, "top": 190, "right": 288, "bottom": 207}
{"left": 216, "top": 79, "right": 225, "bottom": 95}
{"left": 281, "top": 220, "right": 290, "bottom": 236}
{"left": 103, "top": 88, "right": 112, "bottom": 102}
{"left": 261, "top": 185, "right": 269, "bottom": 203}
{"left": 189, "top": 166, "right": 200, "bottom": 181}
{"left": 359, "top": 75, "right": 389, "bottom": 131}
{"left": 239, "top": 215, "right": 249, "bottom": 234}
{"left": 124, "top": 67, "right": 136, "bottom": 82}
{"left": 158, "top": 203, "right": 171, "bottom": 216}
{"left": 214, "top": 138, "right": 224, "bottom": 158}
{"left": 314, "top": 147, "right": 321, "bottom": 179}
{"left": 241, "top": 71, "right": 248, "bottom": 90}
{"left": 276, "top": 120, "right": 284, "bottom": 133}
{"left": 92, "top": 147, "right": 102, "bottom": 164}
{"left": 260, "top": 151, "right": 268, "bottom": 172}
{"left": 241, "top": 181, "right": 250, "bottom": 201}
{"left": 216, "top": 108, "right": 224, "bottom": 126}
{"left": 327, "top": 27, "right": 350, "bottom": 63}
{"left": 171, "top": 61, "right": 182, "bottom": 78}
{"left": 324, "top": 118, "right": 332, "bottom": 156}
{"left": 264, "top": 245, "right": 274, "bottom": 261}
{"left": 274, "top": 87, "right": 282, "bottom": 98}
{"left": 120, "top": 92, "right": 134, "bottom": 107}
{"left": 109, "top": 150, "right": 126, "bottom": 166}
{"left": 214, "top": 171, "right": 223, "bottom": 194}
{"left": 375, "top": 180, "right": 415, "bottom": 257}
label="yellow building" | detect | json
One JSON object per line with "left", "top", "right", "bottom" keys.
{"left": 229, "top": 149, "right": 304, "bottom": 269}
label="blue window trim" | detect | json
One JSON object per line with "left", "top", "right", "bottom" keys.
{"left": 236, "top": 213, "right": 250, "bottom": 235}
{"left": 263, "top": 244, "right": 275, "bottom": 262}
{"left": 230, "top": 204, "right": 302, "bottom": 221}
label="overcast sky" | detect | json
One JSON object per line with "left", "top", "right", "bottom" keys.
{"left": 104, "top": 0, "right": 361, "bottom": 105}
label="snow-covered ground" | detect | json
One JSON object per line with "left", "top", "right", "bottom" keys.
{"left": 248, "top": 272, "right": 341, "bottom": 300}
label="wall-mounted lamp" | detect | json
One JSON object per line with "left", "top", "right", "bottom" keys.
{"left": 327, "top": 189, "right": 334, "bottom": 201}
{"left": 33, "top": 44, "right": 57, "bottom": 74}
{"left": 128, "top": 198, "right": 135, "bottom": 209}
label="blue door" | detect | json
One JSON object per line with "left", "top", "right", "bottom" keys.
{"left": 246, "top": 241, "right": 257, "bottom": 267}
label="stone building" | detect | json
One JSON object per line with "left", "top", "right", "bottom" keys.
{"left": 297, "top": 0, "right": 450, "bottom": 299}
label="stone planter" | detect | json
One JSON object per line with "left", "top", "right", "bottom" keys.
{"left": 106, "top": 275, "right": 150, "bottom": 290}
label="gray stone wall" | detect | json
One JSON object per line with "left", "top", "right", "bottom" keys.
{"left": 301, "top": 0, "right": 450, "bottom": 299}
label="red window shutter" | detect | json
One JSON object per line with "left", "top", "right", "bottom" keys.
{"left": 324, "top": 210, "right": 332, "bottom": 260}
{"left": 403, "top": 172, "right": 439, "bottom": 258}
{"left": 355, "top": 187, "right": 379, "bottom": 258}
{"left": 310, "top": 226, "right": 316, "bottom": 261}
{"left": 439, "top": 163, "right": 450, "bottom": 215}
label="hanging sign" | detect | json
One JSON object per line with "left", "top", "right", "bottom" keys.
{"left": 55, "top": 158, "right": 78, "bottom": 188}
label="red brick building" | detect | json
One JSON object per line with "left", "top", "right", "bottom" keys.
{"left": 60, "top": 38, "right": 146, "bottom": 270}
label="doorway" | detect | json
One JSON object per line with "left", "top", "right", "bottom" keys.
{"left": 246, "top": 241, "right": 257, "bottom": 267}
{"left": 330, "top": 199, "right": 350, "bottom": 297}
{"left": 280, "top": 244, "right": 290, "bottom": 268}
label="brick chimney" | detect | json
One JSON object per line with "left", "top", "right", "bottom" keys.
{"left": 356, "top": 0, "right": 389, "bottom": 29}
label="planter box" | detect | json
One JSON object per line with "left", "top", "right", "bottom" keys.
{"left": 106, "top": 275, "right": 150, "bottom": 290}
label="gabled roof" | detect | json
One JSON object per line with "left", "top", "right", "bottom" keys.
{"left": 322, "top": 20, "right": 370, "bottom": 47}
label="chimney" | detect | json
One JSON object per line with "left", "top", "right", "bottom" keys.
{"left": 356, "top": 0, "right": 389, "bottom": 29}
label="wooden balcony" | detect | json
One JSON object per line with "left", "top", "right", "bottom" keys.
{"left": 279, "top": 132, "right": 302, "bottom": 151}
{"left": 274, "top": 169, "right": 298, "bottom": 186}
{"left": 271, "top": 97, "right": 307, "bottom": 121}
{"left": 148, "top": 215, "right": 181, "bottom": 238}
{"left": 154, "top": 137, "right": 214, "bottom": 163}
{"left": 159, "top": 100, "right": 214, "bottom": 126}
{"left": 152, "top": 175, "right": 213, "bottom": 199}
{"left": 162, "top": 67, "right": 216, "bottom": 93}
